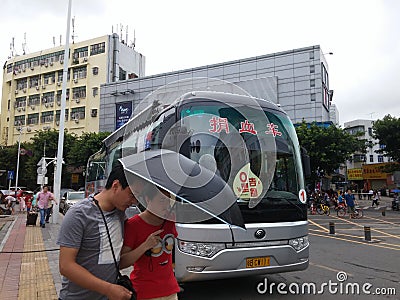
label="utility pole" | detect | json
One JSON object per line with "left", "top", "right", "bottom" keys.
{"left": 53, "top": 0, "right": 72, "bottom": 224}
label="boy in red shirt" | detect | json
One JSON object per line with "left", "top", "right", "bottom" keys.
{"left": 121, "top": 185, "right": 179, "bottom": 300}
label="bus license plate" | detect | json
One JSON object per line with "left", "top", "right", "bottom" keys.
{"left": 246, "top": 256, "right": 270, "bottom": 268}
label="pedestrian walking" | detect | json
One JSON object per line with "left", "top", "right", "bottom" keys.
{"left": 36, "top": 185, "right": 55, "bottom": 228}
{"left": 57, "top": 161, "right": 144, "bottom": 300}
{"left": 372, "top": 190, "right": 380, "bottom": 207}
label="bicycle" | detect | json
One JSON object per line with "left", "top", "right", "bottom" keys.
{"left": 336, "top": 205, "right": 363, "bottom": 219}
{"left": 316, "top": 202, "right": 330, "bottom": 216}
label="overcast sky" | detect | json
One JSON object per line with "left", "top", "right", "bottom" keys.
{"left": 1, "top": 0, "right": 399, "bottom": 125}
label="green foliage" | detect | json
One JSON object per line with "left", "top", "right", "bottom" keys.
{"left": 67, "top": 132, "right": 110, "bottom": 166}
{"left": 295, "top": 121, "right": 366, "bottom": 179}
{"left": 0, "top": 130, "right": 110, "bottom": 190}
{"left": 372, "top": 115, "right": 400, "bottom": 163}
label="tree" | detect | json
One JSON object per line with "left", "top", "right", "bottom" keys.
{"left": 372, "top": 115, "right": 400, "bottom": 163}
{"left": 23, "top": 129, "right": 76, "bottom": 189}
{"left": 67, "top": 132, "right": 110, "bottom": 167}
{"left": 295, "top": 121, "right": 366, "bottom": 180}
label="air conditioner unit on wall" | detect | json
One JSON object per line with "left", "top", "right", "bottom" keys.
{"left": 42, "top": 85, "right": 46, "bottom": 89}
{"left": 75, "top": 99, "right": 80, "bottom": 103}
{"left": 50, "top": 61, "right": 53, "bottom": 66}
{"left": 23, "top": 88, "right": 26, "bottom": 93}
{"left": 26, "top": 127, "right": 32, "bottom": 132}
{"left": 22, "top": 107, "right": 25, "bottom": 111}
{"left": 74, "top": 118, "right": 79, "bottom": 123}
{"left": 31, "top": 105, "right": 35, "bottom": 110}
{"left": 50, "top": 103, "right": 53, "bottom": 107}
{"left": 73, "top": 78, "right": 78, "bottom": 83}
{"left": 56, "top": 121, "right": 60, "bottom": 126}
{"left": 57, "top": 82, "right": 61, "bottom": 86}
{"left": 36, "top": 86, "right": 40, "bottom": 90}
{"left": 15, "top": 90, "right": 18, "bottom": 94}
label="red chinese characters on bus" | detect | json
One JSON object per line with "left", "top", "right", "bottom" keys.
{"left": 209, "top": 117, "right": 230, "bottom": 133}
{"left": 265, "top": 123, "right": 282, "bottom": 137}
{"left": 239, "top": 120, "right": 257, "bottom": 135}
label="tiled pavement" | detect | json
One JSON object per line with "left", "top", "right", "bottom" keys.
{"left": 0, "top": 212, "right": 61, "bottom": 300}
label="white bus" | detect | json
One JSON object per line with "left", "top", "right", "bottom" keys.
{"left": 86, "top": 90, "right": 309, "bottom": 282}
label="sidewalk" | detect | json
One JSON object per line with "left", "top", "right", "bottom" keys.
{"left": 0, "top": 210, "right": 62, "bottom": 300}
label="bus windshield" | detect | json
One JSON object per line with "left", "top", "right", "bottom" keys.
{"left": 179, "top": 102, "right": 306, "bottom": 223}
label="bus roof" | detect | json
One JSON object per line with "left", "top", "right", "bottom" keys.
{"left": 102, "top": 91, "right": 285, "bottom": 149}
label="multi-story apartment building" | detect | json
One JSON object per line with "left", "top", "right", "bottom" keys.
{"left": 99, "top": 45, "right": 334, "bottom": 132}
{"left": 344, "top": 119, "right": 389, "bottom": 168}
{"left": 344, "top": 119, "right": 394, "bottom": 190}
{"left": 1, "top": 34, "right": 145, "bottom": 145}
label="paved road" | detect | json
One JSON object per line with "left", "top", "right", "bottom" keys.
{"left": 179, "top": 208, "right": 400, "bottom": 299}
{"left": 2, "top": 199, "right": 398, "bottom": 299}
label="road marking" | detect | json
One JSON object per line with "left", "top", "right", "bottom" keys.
{"left": 329, "top": 216, "right": 400, "bottom": 240}
{"left": 309, "top": 229, "right": 400, "bottom": 249}
{"left": 363, "top": 215, "right": 400, "bottom": 226}
{"left": 308, "top": 219, "right": 329, "bottom": 232}
{"left": 310, "top": 232, "right": 400, "bottom": 251}
{"left": 309, "top": 262, "right": 353, "bottom": 276}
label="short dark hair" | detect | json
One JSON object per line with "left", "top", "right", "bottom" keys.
{"left": 105, "top": 161, "right": 129, "bottom": 189}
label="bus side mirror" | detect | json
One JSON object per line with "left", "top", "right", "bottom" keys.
{"left": 301, "top": 147, "right": 311, "bottom": 177}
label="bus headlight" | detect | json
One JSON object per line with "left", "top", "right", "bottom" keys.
{"left": 178, "top": 240, "right": 225, "bottom": 258}
{"left": 289, "top": 236, "right": 309, "bottom": 252}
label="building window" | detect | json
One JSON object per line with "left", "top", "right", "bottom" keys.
{"left": 43, "top": 72, "right": 55, "bottom": 85}
{"left": 27, "top": 113, "right": 39, "bottom": 125}
{"left": 58, "top": 70, "right": 70, "bottom": 82}
{"left": 73, "top": 66, "right": 87, "bottom": 80}
{"left": 42, "top": 92, "right": 55, "bottom": 104}
{"left": 57, "top": 89, "right": 70, "bottom": 102}
{"left": 15, "top": 96, "right": 27, "bottom": 108}
{"left": 370, "top": 155, "right": 374, "bottom": 163}
{"left": 379, "top": 144, "right": 386, "bottom": 149}
{"left": 378, "top": 155, "right": 384, "bottom": 163}
{"left": 310, "top": 65, "right": 315, "bottom": 73}
{"left": 71, "top": 107, "right": 85, "bottom": 120}
{"left": 92, "top": 67, "right": 99, "bottom": 75}
{"left": 90, "top": 42, "right": 105, "bottom": 56}
{"left": 56, "top": 109, "right": 69, "bottom": 121}
{"left": 310, "top": 79, "right": 315, "bottom": 87}
{"left": 92, "top": 87, "right": 99, "bottom": 97}
{"left": 41, "top": 111, "right": 54, "bottom": 123}
{"left": 16, "top": 78, "right": 27, "bottom": 90}
{"left": 309, "top": 51, "right": 314, "bottom": 60}
{"left": 14, "top": 115, "right": 26, "bottom": 126}
{"left": 72, "top": 86, "right": 86, "bottom": 99}
{"left": 28, "top": 95, "right": 41, "bottom": 106}
{"left": 29, "top": 76, "right": 40, "bottom": 88}
{"left": 368, "top": 127, "right": 373, "bottom": 136}
{"left": 119, "top": 67, "right": 126, "bottom": 80}
{"left": 311, "top": 93, "right": 316, "bottom": 101}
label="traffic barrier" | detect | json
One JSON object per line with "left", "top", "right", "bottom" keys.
{"left": 329, "top": 222, "right": 335, "bottom": 235}
{"left": 364, "top": 226, "right": 371, "bottom": 242}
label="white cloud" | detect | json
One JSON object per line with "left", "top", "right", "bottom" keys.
{"left": 1, "top": 0, "right": 399, "bottom": 124}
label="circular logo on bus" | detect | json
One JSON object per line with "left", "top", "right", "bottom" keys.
{"left": 254, "top": 229, "right": 266, "bottom": 239}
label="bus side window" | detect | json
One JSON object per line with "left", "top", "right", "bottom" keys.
{"left": 152, "top": 108, "right": 176, "bottom": 149}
